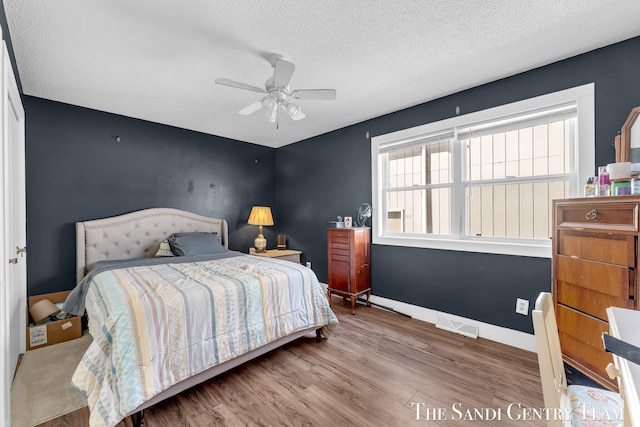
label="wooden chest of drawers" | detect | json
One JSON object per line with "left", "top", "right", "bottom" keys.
{"left": 327, "top": 227, "right": 371, "bottom": 314}
{"left": 553, "top": 197, "right": 639, "bottom": 389}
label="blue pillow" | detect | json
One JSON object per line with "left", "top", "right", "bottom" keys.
{"left": 168, "top": 232, "right": 226, "bottom": 256}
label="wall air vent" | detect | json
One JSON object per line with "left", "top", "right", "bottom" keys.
{"left": 435, "top": 314, "right": 479, "bottom": 339}
{"left": 387, "top": 209, "right": 404, "bottom": 233}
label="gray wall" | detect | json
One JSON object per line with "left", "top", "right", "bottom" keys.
{"left": 25, "top": 98, "right": 277, "bottom": 296}
{"left": 275, "top": 36, "right": 640, "bottom": 334}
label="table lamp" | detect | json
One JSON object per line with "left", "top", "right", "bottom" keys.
{"left": 248, "top": 206, "right": 274, "bottom": 253}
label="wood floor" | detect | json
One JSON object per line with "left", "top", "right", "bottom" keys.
{"left": 37, "top": 298, "right": 545, "bottom": 427}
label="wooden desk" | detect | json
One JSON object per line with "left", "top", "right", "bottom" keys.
{"left": 606, "top": 306, "right": 640, "bottom": 427}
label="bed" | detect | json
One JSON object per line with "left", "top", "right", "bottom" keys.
{"left": 63, "top": 208, "right": 338, "bottom": 427}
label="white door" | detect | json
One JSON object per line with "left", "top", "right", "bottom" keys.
{"left": 0, "top": 56, "right": 7, "bottom": 427}
{"left": 1, "top": 39, "right": 26, "bottom": 426}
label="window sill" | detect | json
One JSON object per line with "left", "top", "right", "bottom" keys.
{"left": 372, "top": 235, "right": 551, "bottom": 258}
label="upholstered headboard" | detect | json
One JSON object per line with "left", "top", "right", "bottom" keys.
{"left": 76, "top": 208, "right": 229, "bottom": 283}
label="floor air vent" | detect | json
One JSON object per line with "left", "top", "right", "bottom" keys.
{"left": 435, "top": 315, "right": 479, "bottom": 339}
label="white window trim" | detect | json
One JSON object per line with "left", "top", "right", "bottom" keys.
{"left": 371, "top": 83, "right": 595, "bottom": 258}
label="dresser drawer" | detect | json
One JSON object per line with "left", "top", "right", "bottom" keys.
{"left": 555, "top": 256, "right": 632, "bottom": 317}
{"left": 329, "top": 230, "right": 351, "bottom": 241}
{"left": 556, "top": 202, "right": 639, "bottom": 232}
{"left": 557, "top": 230, "right": 635, "bottom": 266}
{"left": 329, "top": 241, "right": 350, "bottom": 250}
{"left": 556, "top": 304, "right": 612, "bottom": 382}
{"left": 556, "top": 280, "right": 634, "bottom": 321}
{"left": 330, "top": 249, "right": 351, "bottom": 262}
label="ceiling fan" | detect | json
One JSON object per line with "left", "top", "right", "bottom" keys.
{"left": 215, "top": 55, "right": 336, "bottom": 125}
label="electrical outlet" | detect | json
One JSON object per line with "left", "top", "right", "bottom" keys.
{"left": 515, "top": 298, "right": 529, "bottom": 315}
{"left": 306, "top": 261, "right": 312, "bottom": 269}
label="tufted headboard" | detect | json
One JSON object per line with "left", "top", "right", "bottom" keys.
{"left": 76, "top": 208, "right": 229, "bottom": 283}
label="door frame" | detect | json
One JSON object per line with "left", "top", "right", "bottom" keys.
{"left": 1, "top": 35, "right": 26, "bottom": 426}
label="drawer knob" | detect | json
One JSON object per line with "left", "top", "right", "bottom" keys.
{"left": 585, "top": 209, "right": 598, "bottom": 220}
{"left": 606, "top": 362, "right": 620, "bottom": 380}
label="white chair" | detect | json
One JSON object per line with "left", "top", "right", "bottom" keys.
{"left": 532, "top": 292, "right": 625, "bottom": 427}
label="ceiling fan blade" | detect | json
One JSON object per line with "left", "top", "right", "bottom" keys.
{"left": 291, "top": 89, "right": 336, "bottom": 100}
{"left": 238, "top": 101, "right": 262, "bottom": 115}
{"left": 273, "top": 59, "right": 295, "bottom": 88}
{"left": 215, "top": 78, "right": 266, "bottom": 94}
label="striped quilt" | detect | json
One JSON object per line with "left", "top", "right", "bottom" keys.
{"left": 71, "top": 254, "right": 338, "bottom": 427}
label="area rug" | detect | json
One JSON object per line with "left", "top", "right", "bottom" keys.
{"left": 11, "top": 333, "right": 92, "bottom": 427}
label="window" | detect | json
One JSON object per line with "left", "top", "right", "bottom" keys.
{"left": 371, "top": 84, "right": 594, "bottom": 257}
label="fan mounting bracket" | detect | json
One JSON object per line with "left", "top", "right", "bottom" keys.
{"left": 268, "top": 54, "right": 285, "bottom": 67}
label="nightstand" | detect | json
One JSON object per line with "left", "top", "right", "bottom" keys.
{"left": 253, "top": 249, "right": 302, "bottom": 264}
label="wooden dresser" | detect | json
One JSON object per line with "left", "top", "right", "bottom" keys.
{"left": 553, "top": 196, "right": 639, "bottom": 389}
{"left": 327, "top": 227, "right": 371, "bottom": 314}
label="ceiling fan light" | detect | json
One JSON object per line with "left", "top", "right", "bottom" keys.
{"left": 281, "top": 100, "right": 301, "bottom": 119}
{"left": 261, "top": 95, "right": 276, "bottom": 110}
{"left": 266, "top": 106, "right": 277, "bottom": 122}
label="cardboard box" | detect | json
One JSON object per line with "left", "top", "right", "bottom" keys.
{"left": 26, "top": 290, "right": 82, "bottom": 350}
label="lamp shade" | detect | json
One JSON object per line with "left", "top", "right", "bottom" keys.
{"left": 29, "top": 299, "right": 61, "bottom": 325}
{"left": 248, "top": 206, "right": 274, "bottom": 226}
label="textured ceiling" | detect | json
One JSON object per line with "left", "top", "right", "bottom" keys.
{"left": 5, "top": 1, "right": 640, "bottom": 148}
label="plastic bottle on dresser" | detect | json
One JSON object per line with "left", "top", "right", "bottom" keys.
{"left": 597, "top": 166, "right": 610, "bottom": 196}
{"left": 632, "top": 178, "right": 640, "bottom": 195}
{"left": 584, "top": 176, "right": 596, "bottom": 197}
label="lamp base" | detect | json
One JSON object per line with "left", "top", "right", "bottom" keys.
{"left": 254, "top": 235, "right": 267, "bottom": 253}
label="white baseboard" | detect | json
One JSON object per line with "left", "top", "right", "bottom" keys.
{"left": 324, "top": 284, "right": 536, "bottom": 352}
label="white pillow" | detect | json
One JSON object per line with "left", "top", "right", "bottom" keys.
{"left": 154, "top": 240, "right": 175, "bottom": 257}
